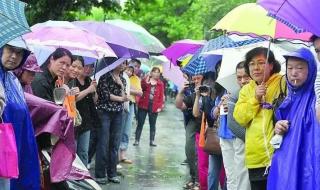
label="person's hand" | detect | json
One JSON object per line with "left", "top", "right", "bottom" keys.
{"left": 255, "top": 83, "right": 267, "bottom": 102}
{"left": 274, "top": 120, "right": 289, "bottom": 135}
{"left": 194, "top": 86, "right": 201, "bottom": 97}
{"left": 70, "top": 87, "right": 80, "bottom": 95}
{"left": 91, "top": 79, "right": 97, "bottom": 88}
{"left": 220, "top": 94, "right": 230, "bottom": 112}
{"left": 87, "top": 84, "right": 96, "bottom": 93}
{"left": 156, "top": 108, "right": 161, "bottom": 113}
{"left": 122, "top": 94, "right": 130, "bottom": 102}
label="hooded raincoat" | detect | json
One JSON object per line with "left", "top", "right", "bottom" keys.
{"left": 267, "top": 48, "right": 320, "bottom": 190}
{"left": 234, "top": 73, "right": 282, "bottom": 169}
{"left": 0, "top": 47, "right": 40, "bottom": 190}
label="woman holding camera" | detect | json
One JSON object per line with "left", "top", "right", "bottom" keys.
{"left": 133, "top": 67, "right": 164, "bottom": 147}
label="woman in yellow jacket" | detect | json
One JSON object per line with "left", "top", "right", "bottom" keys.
{"left": 233, "top": 47, "right": 283, "bottom": 190}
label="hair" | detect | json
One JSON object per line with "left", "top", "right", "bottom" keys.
{"left": 72, "top": 55, "right": 85, "bottom": 67}
{"left": 202, "top": 71, "right": 216, "bottom": 84}
{"left": 235, "top": 61, "right": 245, "bottom": 71}
{"left": 310, "top": 35, "right": 320, "bottom": 43}
{"left": 129, "top": 58, "right": 141, "bottom": 65}
{"left": 127, "top": 65, "right": 135, "bottom": 72}
{"left": 244, "top": 47, "right": 281, "bottom": 77}
{"left": 151, "top": 67, "right": 161, "bottom": 73}
{"left": 42, "top": 48, "right": 73, "bottom": 68}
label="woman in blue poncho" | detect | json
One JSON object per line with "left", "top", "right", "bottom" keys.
{"left": 0, "top": 42, "right": 40, "bottom": 190}
{"left": 267, "top": 48, "right": 320, "bottom": 190}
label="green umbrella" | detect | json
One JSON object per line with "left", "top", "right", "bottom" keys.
{"left": 105, "top": 19, "right": 165, "bottom": 54}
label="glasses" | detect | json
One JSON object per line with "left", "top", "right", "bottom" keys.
{"left": 248, "top": 60, "right": 265, "bottom": 68}
{"left": 315, "top": 48, "right": 320, "bottom": 54}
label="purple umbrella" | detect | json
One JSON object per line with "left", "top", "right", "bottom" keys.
{"left": 162, "top": 39, "right": 206, "bottom": 65}
{"left": 258, "top": 0, "right": 320, "bottom": 36}
{"left": 73, "top": 21, "right": 149, "bottom": 58}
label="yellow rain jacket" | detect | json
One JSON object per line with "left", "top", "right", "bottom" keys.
{"left": 234, "top": 74, "right": 283, "bottom": 169}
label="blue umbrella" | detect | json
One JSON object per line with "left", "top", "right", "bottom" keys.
{"left": 0, "top": 0, "right": 30, "bottom": 47}
{"left": 183, "top": 36, "right": 233, "bottom": 75}
{"left": 183, "top": 36, "right": 266, "bottom": 75}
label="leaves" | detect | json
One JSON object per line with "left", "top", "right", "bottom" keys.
{"left": 23, "top": 0, "right": 255, "bottom": 46}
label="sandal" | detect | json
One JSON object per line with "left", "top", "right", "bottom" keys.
{"left": 191, "top": 182, "right": 200, "bottom": 190}
{"left": 120, "top": 158, "right": 133, "bottom": 164}
{"left": 183, "top": 180, "right": 194, "bottom": 189}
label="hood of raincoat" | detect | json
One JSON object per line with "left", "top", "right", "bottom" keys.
{"left": 268, "top": 48, "right": 320, "bottom": 190}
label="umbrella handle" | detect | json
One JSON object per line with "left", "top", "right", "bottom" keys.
{"left": 93, "top": 59, "right": 98, "bottom": 79}
{"left": 263, "top": 37, "right": 273, "bottom": 83}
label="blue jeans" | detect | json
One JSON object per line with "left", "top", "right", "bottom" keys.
{"left": 95, "top": 111, "right": 123, "bottom": 178}
{"left": 77, "top": 130, "right": 91, "bottom": 166}
{"left": 120, "top": 104, "right": 134, "bottom": 151}
{"left": 208, "top": 154, "right": 224, "bottom": 190}
{"left": 0, "top": 178, "right": 9, "bottom": 190}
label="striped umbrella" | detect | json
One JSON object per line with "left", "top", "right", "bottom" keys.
{"left": 0, "top": 0, "right": 30, "bottom": 47}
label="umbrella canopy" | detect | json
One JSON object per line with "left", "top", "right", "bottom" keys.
{"left": 23, "top": 20, "right": 116, "bottom": 59}
{"left": 212, "top": 3, "right": 312, "bottom": 41}
{"left": 0, "top": 0, "right": 30, "bottom": 48}
{"left": 162, "top": 39, "right": 206, "bottom": 65}
{"left": 163, "top": 61, "right": 186, "bottom": 90}
{"left": 183, "top": 54, "right": 222, "bottom": 76}
{"left": 105, "top": 19, "right": 165, "bottom": 53}
{"left": 258, "top": 0, "right": 320, "bottom": 37}
{"left": 182, "top": 36, "right": 234, "bottom": 76}
{"left": 205, "top": 38, "right": 289, "bottom": 95}
{"left": 73, "top": 21, "right": 149, "bottom": 58}
{"left": 94, "top": 57, "right": 127, "bottom": 81}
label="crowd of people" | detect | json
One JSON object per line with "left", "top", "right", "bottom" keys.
{"left": 0, "top": 40, "right": 165, "bottom": 189}
{"left": 175, "top": 36, "right": 320, "bottom": 190}
{"left": 1, "top": 19, "right": 320, "bottom": 190}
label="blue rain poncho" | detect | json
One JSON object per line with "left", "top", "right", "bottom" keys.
{"left": 267, "top": 48, "right": 320, "bottom": 190}
{"left": 0, "top": 47, "right": 40, "bottom": 190}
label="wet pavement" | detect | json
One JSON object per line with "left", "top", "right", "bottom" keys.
{"left": 91, "top": 100, "right": 189, "bottom": 190}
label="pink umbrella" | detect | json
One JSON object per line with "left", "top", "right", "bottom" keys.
{"left": 23, "top": 20, "right": 116, "bottom": 59}
{"left": 162, "top": 61, "right": 186, "bottom": 90}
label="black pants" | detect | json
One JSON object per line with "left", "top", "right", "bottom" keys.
{"left": 135, "top": 108, "right": 158, "bottom": 142}
{"left": 249, "top": 167, "right": 268, "bottom": 190}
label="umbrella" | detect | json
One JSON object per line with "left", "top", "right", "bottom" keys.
{"left": 105, "top": 19, "right": 165, "bottom": 53}
{"left": 0, "top": 0, "right": 30, "bottom": 48}
{"left": 182, "top": 36, "right": 235, "bottom": 75}
{"left": 258, "top": 0, "right": 320, "bottom": 37}
{"left": 94, "top": 57, "right": 127, "bottom": 81}
{"left": 163, "top": 61, "right": 186, "bottom": 90}
{"left": 162, "top": 39, "right": 206, "bottom": 65}
{"left": 212, "top": 3, "right": 312, "bottom": 42}
{"left": 204, "top": 38, "right": 289, "bottom": 95}
{"left": 183, "top": 53, "right": 222, "bottom": 76}
{"left": 73, "top": 21, "right": 149, "bottom": 58}
{"left": 23, "top": 20, "right": 116, "bottom": 59}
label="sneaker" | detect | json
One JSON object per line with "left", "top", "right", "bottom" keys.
{"left": 108, "top": 176, "right": 121, "bottom": 184}
{"left": 117, "top": 164, "right": 122, "bottom": 169}
{"left": 95, "top": 177, "right": 107, "bottom": 185}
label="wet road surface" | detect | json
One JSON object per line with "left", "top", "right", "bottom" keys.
{"left": 91, "top": 100, "right": 189, "bottom": 190}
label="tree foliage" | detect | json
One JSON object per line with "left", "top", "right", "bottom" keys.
{"left": 24, "top": 0, "right": 256, "bottom": 46}
{"left": 22, "top": 0, "right": 120, "bottom": 25}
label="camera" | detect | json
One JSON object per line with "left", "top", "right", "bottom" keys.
{"left": 199, "top": 85, "right": 210, "bottom": 93}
